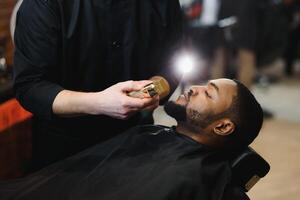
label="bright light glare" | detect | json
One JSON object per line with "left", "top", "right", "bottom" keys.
{"left": 175, "top": 53, "right": 196, "bottom": 75}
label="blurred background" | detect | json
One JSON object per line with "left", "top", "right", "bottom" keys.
{"left": 0, "top": 0, "right": 300, "bottom": 199}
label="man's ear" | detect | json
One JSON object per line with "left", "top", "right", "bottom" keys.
{"left": 213, "top": 119, "right": 235, "bottom": 136}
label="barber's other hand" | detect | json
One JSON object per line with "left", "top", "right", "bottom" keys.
{"left": 92, "top": 80, "right": 159, "bottom": 119}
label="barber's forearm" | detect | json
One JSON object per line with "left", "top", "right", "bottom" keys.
{"left": 52, "top": 90, "right": 98, "bottom": 116}
{"left": 52, "top": 80, "right": 160, "bottom": 119}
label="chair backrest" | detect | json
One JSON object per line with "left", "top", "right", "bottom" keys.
{"left": 230, "top": 147, "right": 270, "bottom": 192}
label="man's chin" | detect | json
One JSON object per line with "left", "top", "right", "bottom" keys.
{"left": 163, "top": 101, "right": 187, "bottom": 122}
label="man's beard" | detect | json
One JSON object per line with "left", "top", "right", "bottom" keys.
{"left": 164, "top": 101, "right": 210, "bottom": 131}
{"left": 164, "top": 101, "right": 217, "bottom": 128}
{"left": 187, "top": 109, "right": 211, "bottom": 128}
{"left": 164, "top": 101, "right": 187, "bottom": 122}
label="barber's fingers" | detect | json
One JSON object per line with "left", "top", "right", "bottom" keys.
{"left": 116, "top": 95, "right": 159, "bottom": 120}
{"left": 118, "top": 80, "right": 153, "bottom": 93}
{"left": 142, "top": 95, "right": 160, "bottom": 111}
{"left": 125, "top": 95, "right": 159, "bottom": 109}
{"left": 115, "top": 99, "right": 148, "bottom": 120}
{"left": 143, "top": 98, "right": 160, "bottom": 111}
{"left": 116, "top": 109, "right": 139, "bottom": 120}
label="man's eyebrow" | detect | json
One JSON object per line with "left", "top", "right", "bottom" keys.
{"left": 209, "top": 82, "right": 219, "bottom": 92}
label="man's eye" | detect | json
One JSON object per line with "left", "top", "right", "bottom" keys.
{"left": 205, "top": 91, "right": 212, "bottom": 98}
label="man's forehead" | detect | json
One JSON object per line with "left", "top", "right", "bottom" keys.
{"left": 209, "top": 78, "right": 236, "bottom": 86}
{"left": 207, "top": 78, "right": 237, "bottom": 97}
{"left": 189, "top": 79, "right": 237, "bottom": 94}
{"left": 209, "top": 79, "right": 238, "bottom": 113}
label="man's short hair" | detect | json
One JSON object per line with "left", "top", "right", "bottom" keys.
{"left": 226, "top": 79, "right": 263, "bottom": 148}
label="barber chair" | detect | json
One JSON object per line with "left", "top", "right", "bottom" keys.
{"left": 229, "top": 147, "right": 270, "bottom": 199}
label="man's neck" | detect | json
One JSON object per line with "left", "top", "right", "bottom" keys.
{"left": 175, "top": 123, "right": 208, "bottom": 144}
{"left": 175, "top": 122, "right": 223, "bottom": 148}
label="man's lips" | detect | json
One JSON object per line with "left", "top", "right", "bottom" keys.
{"left": 180, "top": 92, "right": 189, "bottom": 102}
{"left": 176, "top": 91, "right": 190, "bottom": 105}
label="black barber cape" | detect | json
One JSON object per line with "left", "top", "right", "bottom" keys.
{"left": 0, "top": 126, "right": 234, "bottom": 200}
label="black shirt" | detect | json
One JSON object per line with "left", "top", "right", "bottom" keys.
{"left": 0, "top": 125, "right": 237, "bottom": 200}
{"left": 13, "top": 0, "right": 183, "bottom": 166}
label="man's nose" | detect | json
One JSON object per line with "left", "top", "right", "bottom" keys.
{"left": 187, "top": 88, "right": 194, "bottom": 96}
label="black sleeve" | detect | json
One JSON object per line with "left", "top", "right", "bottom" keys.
{"left": 13, "top": 0, "right": 64, "bottom": 120}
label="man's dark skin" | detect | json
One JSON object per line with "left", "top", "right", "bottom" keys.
{"left": 166, "top": 78, "right": 240, "bottom": 148}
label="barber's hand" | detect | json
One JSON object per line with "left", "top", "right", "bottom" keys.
{"left": 142, "top": 95, "right": 160, "bottom": 111}
{"left": 93, "top": 80, "right": 159, "bottom": 119}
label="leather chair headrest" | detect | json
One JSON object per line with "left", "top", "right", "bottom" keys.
{"left": 230, "top": 147, "right": 270, "bottom": 191}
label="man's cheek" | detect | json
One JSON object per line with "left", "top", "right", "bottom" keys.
{"left": 187, "top": 108, "right": 200, "bottom": 121}
{"left": 187, "top": 102, "right": 203, "bottom": 114}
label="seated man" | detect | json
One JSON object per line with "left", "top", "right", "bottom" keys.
{"left": 0, "top": 78, "right": 263, "bottom": 200}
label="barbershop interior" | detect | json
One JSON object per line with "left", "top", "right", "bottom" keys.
{"left": 0, "top": 0, "right": 300, "bottom": 199}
